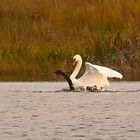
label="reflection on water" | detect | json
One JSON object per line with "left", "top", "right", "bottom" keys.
{"left": 0, "top": 73, "right": 50, "bottom": 81}
{"left": 0, "top": 71, "right": 140, "bottom": 81}
{"left": 0, "top": 81, "right": 140, "bottom": 140}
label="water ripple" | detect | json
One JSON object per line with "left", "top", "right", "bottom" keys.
{"left": 0, "top": 82, "right": 140, "bottom": 139}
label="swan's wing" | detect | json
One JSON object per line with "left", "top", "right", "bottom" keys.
{"left": 85, "top": 62, "right": 123, "bottom": 79}
{"left": 84, "top": 62, "right": 99, "bottom": 75}
{"left": 79, "top": 62, "right": 109, "bottom": 88}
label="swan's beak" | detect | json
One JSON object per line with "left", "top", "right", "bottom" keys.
{"left": 72, "top": 58, "right": 77, "bottom": 66}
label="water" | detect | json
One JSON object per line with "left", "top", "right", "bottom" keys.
{"left": 0, "top": 81, "right": 140, "bottom": 140}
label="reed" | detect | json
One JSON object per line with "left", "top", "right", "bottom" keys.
{"left": 0, "top": 0, "right": 139, "bottom": 80}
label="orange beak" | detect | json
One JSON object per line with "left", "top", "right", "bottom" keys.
{"left": 72, "top": 58, "right": 77, "bottom": 66}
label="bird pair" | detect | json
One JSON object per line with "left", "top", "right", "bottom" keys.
{"left": 55, "top": 54, "right": 123, "bottom": 92}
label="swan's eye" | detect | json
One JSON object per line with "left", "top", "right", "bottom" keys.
{"left": 72, "top": 58, "right": 77, "bottom": 65}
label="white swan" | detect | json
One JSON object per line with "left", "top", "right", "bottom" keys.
{"left": 70, "top": 54, "right": 123, "bottom": 90}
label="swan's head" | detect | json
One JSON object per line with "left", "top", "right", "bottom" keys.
{"left": 72, "top": 54, "right": 82, "bottom": 65}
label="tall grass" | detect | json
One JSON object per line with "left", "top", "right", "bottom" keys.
{"left": 0, "top": 0, "right": 139, "bottom": 80}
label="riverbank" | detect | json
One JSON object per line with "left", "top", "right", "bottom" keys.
{"left": 0, "top": 0, "right": 139, "bottom": 81}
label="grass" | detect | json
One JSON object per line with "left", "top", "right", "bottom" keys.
{"left": 0, "top": 0, "right": 139, "bottom": 81}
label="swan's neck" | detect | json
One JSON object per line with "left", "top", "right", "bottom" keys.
{"left": 70, "top": 59, "right": 82, "bottom": 80}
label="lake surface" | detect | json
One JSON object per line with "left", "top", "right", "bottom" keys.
{"left": 0, "top": 81, "right": 140, "bottom": 140}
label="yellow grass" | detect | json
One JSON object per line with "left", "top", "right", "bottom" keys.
{"left": 0, "top": 0, "right": 139, "bottom": 80}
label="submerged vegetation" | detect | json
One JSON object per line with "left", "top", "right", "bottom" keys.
{"left": 0, "top": 0, "right": 139, "bottom": 80}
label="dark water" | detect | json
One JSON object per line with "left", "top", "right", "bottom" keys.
{"left": 0, "top": 81, "right": 140, "bottom": 140}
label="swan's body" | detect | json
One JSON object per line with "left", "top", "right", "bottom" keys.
{"left": 55, "top": 70, "right": 74, "bottom": 91}
{"left": 70, "top": 54, "right": 123, "bottom": 90}
{"left": 55, "top": 70, "right": 99, "bottom": 92}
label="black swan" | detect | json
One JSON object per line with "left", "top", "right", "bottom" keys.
{"left": 55, "top": 70, "right": 74, "bottom": 91}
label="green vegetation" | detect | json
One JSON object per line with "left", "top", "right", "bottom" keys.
{"left": 0, "top": 0, "right": 139, "bottom": 81}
